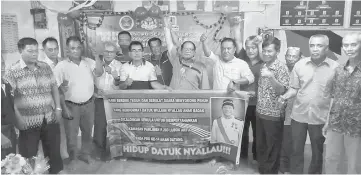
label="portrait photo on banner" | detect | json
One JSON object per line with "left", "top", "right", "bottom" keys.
{"left": 210, "top": 97, "right": 245, "bottom": 147}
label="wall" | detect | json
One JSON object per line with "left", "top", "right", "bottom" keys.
{"left": 1, "top": 0, "right": 68, "bottom": 67}
{"left": 1, "top": 0, "right": 282, "bottom": 66}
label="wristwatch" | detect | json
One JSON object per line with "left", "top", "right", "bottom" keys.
{"left": 55, "top": 107, "right": 62, "bottom": 111}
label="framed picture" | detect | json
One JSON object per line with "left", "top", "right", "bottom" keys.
{"left": 30, "top": 9, "right": 47, "bottom": 29}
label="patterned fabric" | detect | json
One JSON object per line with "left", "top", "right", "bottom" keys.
{"left": 329, "top": 61, "right": 361, "bottom": 138}
{"left": 4, "top": 59, "right": 57, "bottom": 129}
{"left": 256, "top": 59, "right": 289, "bottom": 120}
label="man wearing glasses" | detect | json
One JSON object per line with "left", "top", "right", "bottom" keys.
{"left": 93, "top": 41, "right": 122, "bottom": 161}
{"left": 163, "top": 16, "right": 210, "bottom": 90}
{"left": 118, "top": 41, "right": 171, "bottom": 90}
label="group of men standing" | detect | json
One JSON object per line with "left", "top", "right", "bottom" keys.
{"left": 1, "top": 13, "right": 360, "bottom": 174}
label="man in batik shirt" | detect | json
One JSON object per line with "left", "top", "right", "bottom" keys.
{"left": 256, "top": 37, "right": 289, "bottom": 174}
{"left": 324, "top": 32, "right": 361, "bottom": 174}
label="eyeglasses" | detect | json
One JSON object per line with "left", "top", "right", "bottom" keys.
{"left": 103, "top": 51, "right": 116, "bottom": 55}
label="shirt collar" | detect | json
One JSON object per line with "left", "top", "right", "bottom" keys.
{"left": 129, "top": 59, "right": 145, "bottom": 66}
{"left": 66, "top": 56, "right": 85, "bottom": 63}
{"left": 267, "top": 58, "right": 281, "bottom": 70}
{"left": 343, "top": 59, "right": 361, "bottom": 71}
{"left": 221, "top": 56, "right": 237, "bottom": 63}
{"left": 44, "top": 55, "right": 57, "bottom": 65}
{"left": 305, "top": 57, "right": 332, "bottom": 67}
{"left": 19, "top": 58, "right": 40, "bottom": 69}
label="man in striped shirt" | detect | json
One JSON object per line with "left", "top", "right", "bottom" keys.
{"left": 4, "top": 37, "right": 64, "bottom": 174}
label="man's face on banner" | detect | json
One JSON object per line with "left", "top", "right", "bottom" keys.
{"left": 222, "top": 105, "right": 234, "bottom": 117}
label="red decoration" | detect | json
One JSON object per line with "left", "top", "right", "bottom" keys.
{"left": 134, "top": 6, "right": 148, "bottom": 20}
{"left": 148, "top": 5, "right": 161, "bottom": 18}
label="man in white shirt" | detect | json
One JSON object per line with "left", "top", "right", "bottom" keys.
{"left": 211, "top": 99, "right": 243, "bottom": 146}
{"left": 40, "top": 37, "right": 64, "bottom": 70}
{"left": 41, "top": 37, "right": 68, "bottom": 160}
{"left": 93, "top": 41, "right": 121, "bottom": 161}
{"left": 118, "top": 41, "right": 171, "bottom": 90}
{"left": 53, "top": 36, "right": 103, "bottom": 169}
{"left": 200, "top": 35, "right": 254, "bottom": 90}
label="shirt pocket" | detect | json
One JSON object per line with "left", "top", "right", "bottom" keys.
{"left": 223, "top": 68, "right": 239, "bottom": 80}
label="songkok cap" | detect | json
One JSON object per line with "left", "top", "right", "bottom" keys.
{"left": 222, "top": 99, "right": 234, "bottom": 108}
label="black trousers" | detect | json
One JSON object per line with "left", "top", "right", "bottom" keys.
{"left": 256, "top": 116, "right": 284, "bottom": 174}
{"left": 18, "top": 119, "right": 63, "bottom": 174}
{"left": 240, "top": 105, "right": 257, "bottom": 160}
{"left": 280, "top": 125, "right": 292, "bottom": 173}
{"left": 1, "top": 124, "right": 17, "bottom": 159}
{"left": 93, "top": 98, "right": 110, "bottom": 159}
{"left": 290, "top": 119, "right": 325, "bottom": 174}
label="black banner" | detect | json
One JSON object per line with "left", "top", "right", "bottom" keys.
{"left": 350, "top": 0, "right": 361, "bottom": 27}
{"left": 280, "top": 1, "right": 345, "bottom": 27}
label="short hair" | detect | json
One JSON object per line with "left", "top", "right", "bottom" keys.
{"left": 148, "top": 37, "right": 162, "bottom": 48}
{"left": 42, "top": 37, "right": 58, "bottom": 48}
{"left": 245, "top": 35, "right": 257, "bottom": 46}
{"left": 128, "top": 41, "right": 144, "bottom": 51}
{"left": 309, "top": 34, "right": 329, "bottom": 46}
{"left": 17, "top": 37, "right": 38, "bottom": 52}
{"left": 262, "top": 36, "right": 281, "bottom": 52}
{"left": 286, "top": 47, "right": 302, "bottom": 57}
{"left": 181, "top": 41, "right": 196, "bottom": 51}
{"left": 66, "top": 36, "right": 82, "bottom": 46}
{"left": 343, "top": 32, "right": 361, "bottom": 43}
{"left": 221, "top": 37, "right": 237, "bottom": 48}
{"left": 100, "top": 41, "right": 118, "bottom": 52}
{"left": 118, "top": 31, "right": 132, "bottom": 39}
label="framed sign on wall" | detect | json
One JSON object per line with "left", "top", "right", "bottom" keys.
{"left": 350, "top": 0, "right": 361, "bottom": 27}
{"left": 280, "top": 0, "right": 346, "bottom": 28}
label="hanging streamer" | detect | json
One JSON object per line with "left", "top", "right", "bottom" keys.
{"left": 38, "top": 0, "right": 97, "bottom": 14}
